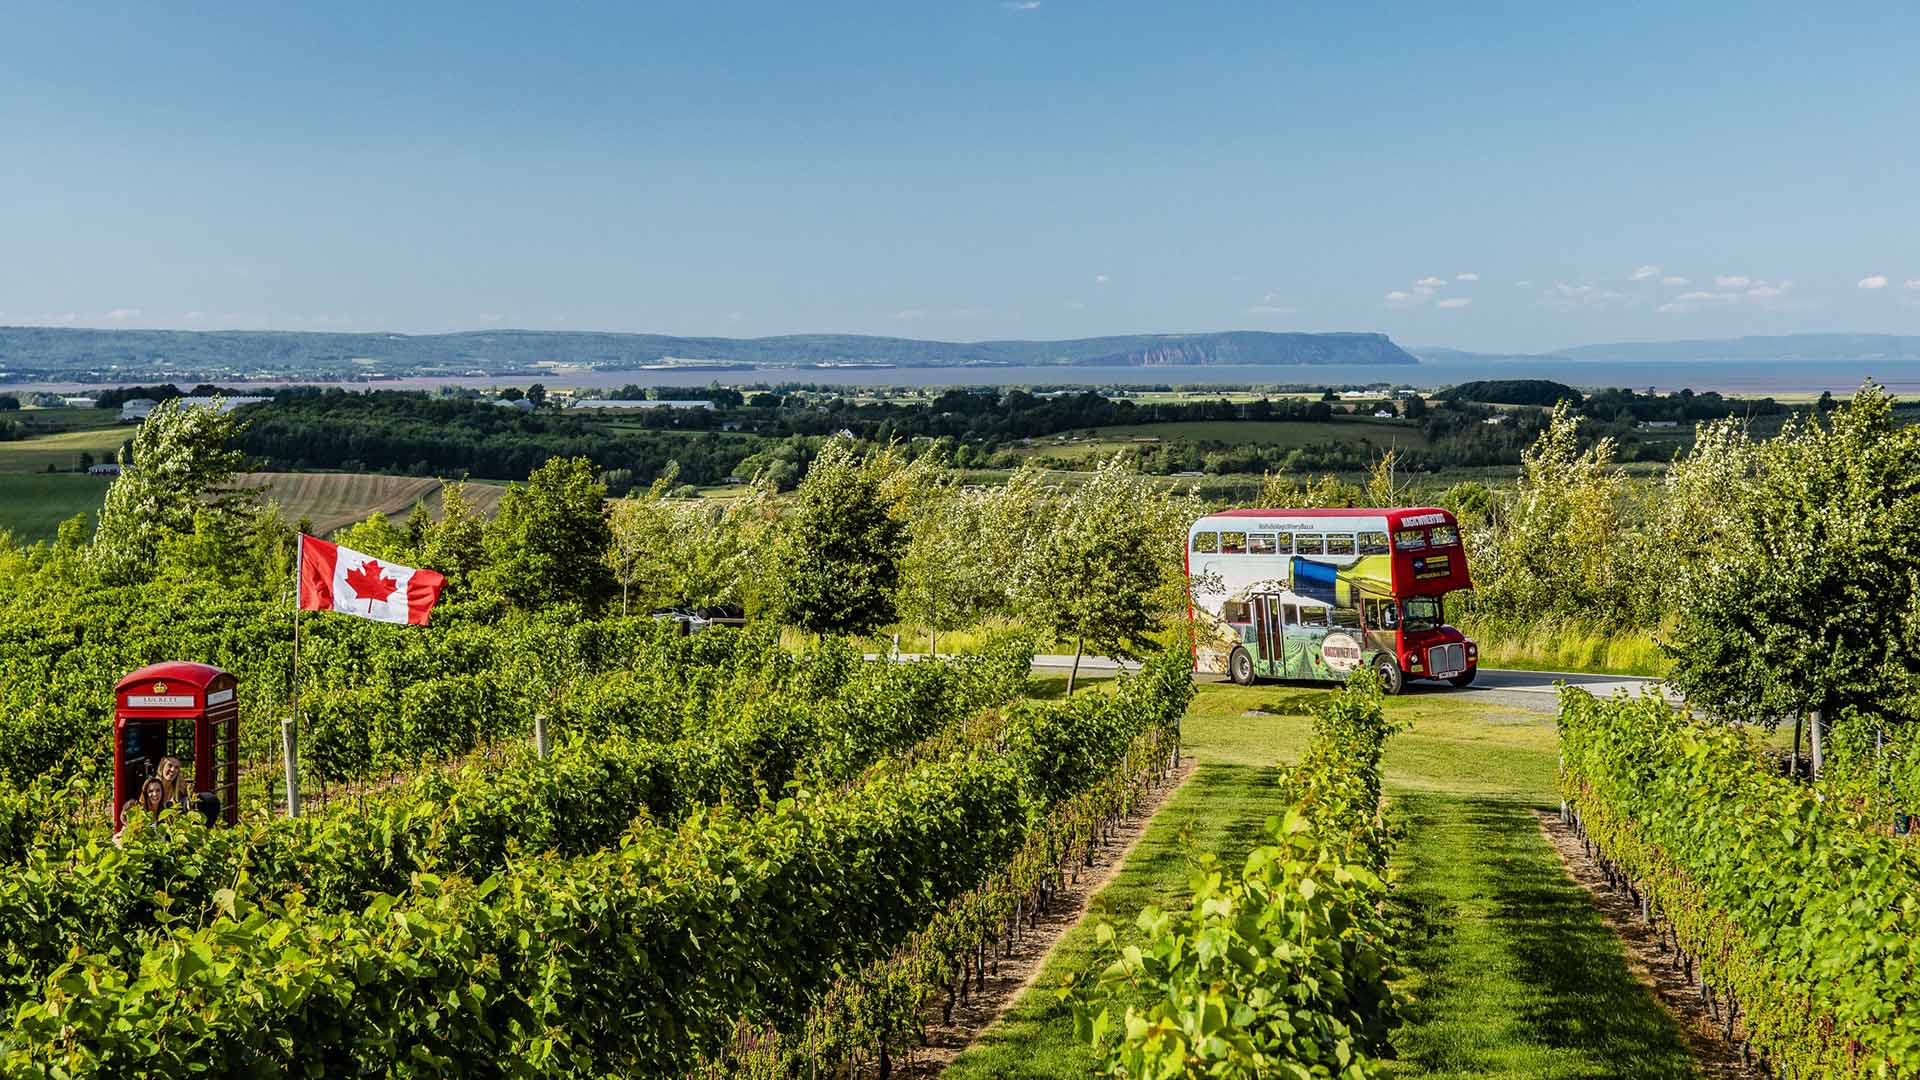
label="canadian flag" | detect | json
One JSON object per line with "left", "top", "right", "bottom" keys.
{"left": 298, "top": 534, "right": 447, "bottom": 625}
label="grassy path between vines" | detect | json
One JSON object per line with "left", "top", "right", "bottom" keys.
{"left": 942, "top": 682, "right": 1707, "bottom": 1080}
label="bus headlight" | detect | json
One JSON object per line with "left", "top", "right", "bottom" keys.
{"left": 1407, "top": 655, "right": 1422, "bottom": 672}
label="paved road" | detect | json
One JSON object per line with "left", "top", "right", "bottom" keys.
{"left": 889, "top": 652, "right": 1666, "bottom": 712}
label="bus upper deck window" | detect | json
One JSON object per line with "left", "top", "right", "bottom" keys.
{"left": 1327, "top": 534, "right": 1356, "bottom": 556}
{"left": 1395, "top": 528, "right": 1427, "bottom": 551}
{"left": 1429, "top": 524, "right": 1459, "bottom": 547}
{"left": 1359, "top": 531, "right": 1390, "bottom": 555}
{"left": 1220, "top": 531, "right": 1247, "bottom": 554}
{"left": 1272, "top": 532, "right": 1294, "bottom": 554}
{"left": 1192, "top": 531, "right": 1218, "bottom": 553}
{"left": 1249, "top": 533, "right": 1277, "bottom": 556}
{"left": 1296, "top": 534, "right": 1326, "bottom": 555}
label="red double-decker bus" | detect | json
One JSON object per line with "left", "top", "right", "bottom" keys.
{"left": 1185, "top": 506, "right": 1477, "bottom": 693}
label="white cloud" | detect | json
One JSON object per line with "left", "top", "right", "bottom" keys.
{"left": 1859, "top": 275, "right": 1889, "bottom": 290}
{"left": 1002, "top": 0, "right": 1041, "bottom": 9}
{"left": 1415, "top": 276, "right": 1447, "bottom": 287}
{"left": 1514, "top": 280, "right": 1532, "bottom": 288}
{"left": 182, "top": 311, "right": 208, "bottom": 322}
{"left": 1454, "top": 272, "right": 1479, "bottom": 281}
{"left": 1747, "top": 281, "right": 1791, "bottom": 299}
{"left": 1630, "top": 265, "right": 1662, "bottom": 281}
{"left": 1093, "top": 273, "right": 1110, "bottom": 284}
{"left": 1905, "top": 279, "right": 1920, "bottom": 291}
{"left": 888, "top": 309, "right": 928, "bottom": 320}
{"left": 1539, "top": 282, "right": 1629, "bottom": 311}
{"left": 1436, "top": 297, "right": 1472, "bottom": 309}
{"left": 1716, "top": 275, "right": 1752, "bottom": 288}
{"left": 1657, "top": 302, "right": 1688, "bottom": 314}
{"left": 1412, "top": 285, "right": 1435, "bottom": 297}
{"left": 1675, "top": 291, "right": 1730, "bottom": 302}
{"left": 1384, "top": 290, "right": 1412, "bottom": 302}
{"left": 1662, "top": 275, "right": 1690, "bottom": 286}
{"left": 1246, "top": 304, "right": 1296, "bottom": 316}
{"left": 105, "top": 308, "right": 142, "bottom": 322}
{"left": 478, "top": 313, "right": 503, "bottom": 323}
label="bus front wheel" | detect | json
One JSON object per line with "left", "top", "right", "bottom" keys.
{"left": 1229, "top": 647, "right": 1255, "bottom": 686}
{"left": 1373, "top": 656, "right": 1405, "bottom": 695}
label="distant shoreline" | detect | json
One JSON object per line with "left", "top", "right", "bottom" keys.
{"left": 4, "top": 357, "right": 1917, "bottom": 398}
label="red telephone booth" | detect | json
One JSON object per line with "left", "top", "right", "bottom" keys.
{"left": 112, "top": 662, "right": 240, "bottom": 829}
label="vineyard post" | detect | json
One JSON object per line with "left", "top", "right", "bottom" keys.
{"left": 286, "top": 536, "right": 303, "bottom": 817}
{"left": 1809, "top": 708, "right": 1824, "bottom": 779}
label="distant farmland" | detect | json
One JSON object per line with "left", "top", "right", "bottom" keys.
{"left": 233, "top": 473, "right": 507, "bottom": 535}
{"left": 0, "top": 472, "right": 507, "bottom": 544}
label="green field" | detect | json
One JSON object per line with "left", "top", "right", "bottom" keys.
{"left": 0, "top": 414, "right": 134, "bottom": 474}
{"left": 944, "top": 682, "right": 1706, "bottom": 1080}
{"left": 1016, "top": 417, "right": 1430, "bottom": 461}
{"left": 0, "top": 470, "right": 509, "bottom": 545}
{"left": 0, "top": 474, "right": 113, "bottom": 541}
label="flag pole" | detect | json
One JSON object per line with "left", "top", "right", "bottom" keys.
{"left": 284, "top": 534, "right": 302, "bottom": 818}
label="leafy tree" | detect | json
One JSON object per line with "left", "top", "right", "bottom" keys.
{"left": 480, "top": 456, "right": 615, "bottom": 611}
{"left": 607, "top": 465, "right": 769, "bottom": 615}
{"left": 498, "top": 387, "right": 524, "bottom": 402}
{"left": 91, "top": 397, "right": 254, "bottom": 582}
{"left": 416, "top": 482, "right": 490, "bottom": 595}
{"left": 0, "top": 396, "right": 18, "bottom": 411}
{"left": 1665, "top": 383, "right": 1920, "bottom": 774}
{"left": 1015, "top": 454, "right": 1188, "bottom": 693}
{"left": 333, "top": 511, "right": 411, "bottom": 561}
{"left": 525, "top": 383, "right": 547, "bottom": 408}
{"left": 1467, "top": 401, "right": 1636, "bottom": 626}
{"left": 765, "top": 439, "right": 909, "bottom": 636}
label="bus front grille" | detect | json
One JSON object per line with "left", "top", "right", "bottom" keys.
{"left": 1428, "top": 643, "right": 1466, "bottom": 677}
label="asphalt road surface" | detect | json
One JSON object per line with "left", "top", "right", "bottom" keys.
{"left": 884, "top": 652, "right": 1666, "bottom": 714}
{"left": 1020, "top": 655, "right": 1665, "bottom": 713}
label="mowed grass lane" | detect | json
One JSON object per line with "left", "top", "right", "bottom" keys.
{"left": 943, "top": 681, "right": 1705, "bottom": 1080}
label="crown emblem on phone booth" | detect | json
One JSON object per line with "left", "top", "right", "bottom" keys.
{"left": 152, "top": 682, "right": 167, "bottom": 693}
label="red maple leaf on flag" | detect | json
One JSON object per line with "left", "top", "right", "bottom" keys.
{"left": 345, "top": 560, "right": 399, "bottom": 604}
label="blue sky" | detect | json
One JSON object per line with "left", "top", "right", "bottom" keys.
{"left": 2, "top": 1, "right": 1916, "bottom": 352}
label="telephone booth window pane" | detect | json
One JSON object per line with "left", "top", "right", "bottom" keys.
{"left": 1359, "top": 531, "right": 1390, "bottom": 554}
{"left": 1220, "top": 531, "right": 1247, "bottom": 554}
{"left": 1249, "top": 533, "right": 1277, "bottom": 556}
{"left": 1327, "top": 534, "right": 1356, "bottom": 556}
{"left": 1272, "top": 532, "right": 1294, "bottom": 554}
{"left": 1223, "top": 600, "right": 1249, "bottom": 623}
{"left": 1296, "top": 534, "right": 1326, "bottom": 555}
{"left": 1192, "top": 531, "right": 1218, "bottom": 553}
{"left": 1395, "top": 528, "right": 1427, "bottom": 551}
{"left": 1429, "top": 524, "right": 1459, "bottom": 547}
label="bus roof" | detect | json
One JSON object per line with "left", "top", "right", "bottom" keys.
{"left": 1192, "top": 507, "right": 1456, "bottom": 529}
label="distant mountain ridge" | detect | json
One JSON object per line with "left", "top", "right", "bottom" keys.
{"left": 1413, "top": 333, "right": 1920, "bottom": 366}
{"left": 0, "top": 326, "right": 1418, "bottom": 382}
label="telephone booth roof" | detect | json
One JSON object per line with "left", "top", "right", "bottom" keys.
{"left": 116, "top": 661, "right": 231, "bottom": 694}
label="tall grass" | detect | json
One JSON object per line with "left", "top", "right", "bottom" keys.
{"left": 1454, "top": 612, "right": 1670, "bottom": 677}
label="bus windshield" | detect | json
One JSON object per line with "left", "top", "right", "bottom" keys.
{"left": 1402, "top": 596, "right": 1444, "bottom": 631}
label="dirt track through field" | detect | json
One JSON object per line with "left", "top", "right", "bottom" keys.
{"left": 1535, "top": 811, "right": 1764, "bottom": 1079}
{"left": 894, "top": 755, "right": 1197, "bottom": 1079}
